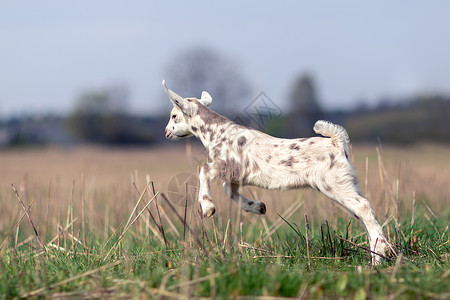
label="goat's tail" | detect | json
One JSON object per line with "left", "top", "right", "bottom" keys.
{"left": 313, "top": 120, "right": 350, "bottom": 155}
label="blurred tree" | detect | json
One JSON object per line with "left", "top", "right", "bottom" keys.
{"left": 165, "top": 47, "right": 251, "bottom": 114}
{"left": 285, "top": 73, "right": 323, "bottom": 137}
{"left": 68, "top": 84, "right": 154, "bottom": 145}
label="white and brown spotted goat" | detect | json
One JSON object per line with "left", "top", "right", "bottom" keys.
{"left": 163, "top": 80, "right": 391, "bottom": 263}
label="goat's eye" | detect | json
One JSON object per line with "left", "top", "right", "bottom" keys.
{"left": 171, "top": 115, "right": 176, "bottom": 119}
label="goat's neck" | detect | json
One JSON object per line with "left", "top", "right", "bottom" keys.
{"left": 189, "top": 118, "right": 229, "bottom": 149}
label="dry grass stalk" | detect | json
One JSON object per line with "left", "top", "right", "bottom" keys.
{"left": 238, "top": 243, "right": 276, "bottom": 255}
{"left": 45, "top": 177, "right": 52, "bottom": 243}
{"left": 11, "top": 184, "right": 47, "bottom": 254}
{"left": 252, "top": 255, "right": 293, "bottom": 259}
{"left": 183, "top": 182, "right": 188, "bottom": 241}
{"left": 421, "top": 198, "right": 438, "bottom": 219}
{"left": 101, "top": 220, "right": 125, "bottom": 254}
{"left": 376, "top": 147, "right": 398, "bottom": 220}
{"left": 126, "top": 182, "right": 151, "bottom": 231}
{"left": 211, "top": 217, "right": 220, "bottom": 245}
{"left": 222, "top": 219, "right": 231, "bottom": 250}
{"left": 365, "top": 156, "right": 369, "bottom": 196}
{"left": 305, "top": 214, "right": 311, "bottom": 269}
{"left": 160, "top": 193, "right": 200, "bottom": 247}
{"left": 441, "top": 222, "right": 450, "bottom": 241}
{"left": 0, "top": 198, "right": 35, "bottom": 253}
{"left": 424, "top": 213, "right": 440, "bottom": 236}
{"left": 7, "top": 235, "right": 34, "bottom": 253}
{"left": 261, "top": 217, "right": 273, "bottom": 246}
{"left": 148, "top": 287, "right": 189, "bottom": 300}
{"left": 155, "top": 196, "right": 181, "bottom": 238}
{"left": 81, "top": 173, "right": 86, "bottom": 252}
{"left": 148, "top": 178, "right": 169, "bottom": 245}
{"left": 14, "top": 223, "right": 20, "bottom": 250}
{"left": 104, "top": 191, "right": 158, "bottom": 260}
{"left": 335, "top": 235, "right": 390, "bottom": 261}
{"left": 45, "top": 218, "right": 78, "bottom": 248}
{"left": 410, "top": 192, "right": 416, "bottom": 235}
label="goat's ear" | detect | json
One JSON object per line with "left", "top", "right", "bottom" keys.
{"left": 162, "top": 80, "right": 194, "bottom": 116}
{"left": 200, "top": 91, "right": 212, "bottom": 107}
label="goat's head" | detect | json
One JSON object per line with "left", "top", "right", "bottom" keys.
{"left": 163, "top": 80, "right": 212, "bottom": 140}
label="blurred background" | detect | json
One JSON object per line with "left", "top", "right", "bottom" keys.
{"left": 1, "top": 1, "right": 450, "bottom": 147}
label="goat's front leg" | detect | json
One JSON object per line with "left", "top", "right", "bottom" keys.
{"left": 198, "top": 163, "right": 217, "bottom": 218}
{"left": 224, "top": 182, "right": 267, "bottom": 215}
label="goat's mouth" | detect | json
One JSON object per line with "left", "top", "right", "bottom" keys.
{"left": 166, "top": 132, "right": 190, "bottom": 140}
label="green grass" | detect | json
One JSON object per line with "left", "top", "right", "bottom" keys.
{"left": 1, "top": 202, "right": 448, "bottom": 299}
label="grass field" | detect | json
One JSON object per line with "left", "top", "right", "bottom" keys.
{"left": 0, "top": 143, "right": 449, "bottom": 299}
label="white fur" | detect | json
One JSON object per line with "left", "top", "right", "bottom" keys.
{"left": 163, "top": 81, "right": 391, "bottom": 264}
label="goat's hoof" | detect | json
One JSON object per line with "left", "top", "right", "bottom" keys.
{"left": 200, "top": 200, "right": 216, "bottom": 218}
{"left": 204, "top": 207, "right": 215, "bottom": 218}
{"left": 259, "top": 202, "right": 266, "bottom": 214}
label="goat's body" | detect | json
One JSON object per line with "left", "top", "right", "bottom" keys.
{"left": 163, "top": 81, "right": 392, "bottom": 264}
{"left": 215, "top": 130, "right": 349, "bottom": 192}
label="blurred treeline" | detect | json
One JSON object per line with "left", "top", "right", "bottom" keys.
{"left": 1, "top": 48, "right": 449, "bottom": 147}
{"left": 269, "top": 74, "right": 450, "bottom": 144}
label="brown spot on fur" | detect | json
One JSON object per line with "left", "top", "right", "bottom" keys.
{"left": 266, "top": 155, "right": 272, "bottom": 163}
{"left": 203, "top": 163, "right": 210, "bottom": 173}
{"left": 309, "top": 140, "right": 315, "bottom": 145}
{"left": 274, "top": 144, "right": 278, "bottom": 147}
{"left": 199, "top": 125, "right": 207, "bottom": 134}
{"left": 202, "top": 195, "right": 211, "bottom": 201}
{"left": 280, "top": 156, "right": 298, "bottom": 167}
{"left": 248, "top": 201, "right": 254, "bottom": 205}
{"left": 209, "top": 131, "right": 215, "bottom": 141}
{"left": 324, "top": 184, "right": 333, "bottom": 192}
{"left": 329, "top": 153, "right": 335, "bottom": 169}
{"left": 219, "top": 159, "right": 241, "bottom": 182}
{"left": 238, "top": 136, "right": 247, "bottom": 147}
{"left": 289, "top": 143, "right": 300, "bottom": 150}
{"left": 245, "top": 159, "right": 250, "bottom": 168}
{"left": 191, "top": 126, "right": 198, "bottom": 132}
{"left": 317, "top": 155, "right": 326, "bottom": 161}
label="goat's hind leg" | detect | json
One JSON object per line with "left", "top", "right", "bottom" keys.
{"left": 338, "top": 193, "right": 389, "bottom": 263}
{"left": 323, "top": 185, "right": 389, "bottom": 264}
{"left": 224, "top": 182, "right": 266, "bottom": 215}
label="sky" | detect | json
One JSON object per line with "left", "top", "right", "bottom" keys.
{"left": 1, "top": 1, "right": 450, "bottom": 118}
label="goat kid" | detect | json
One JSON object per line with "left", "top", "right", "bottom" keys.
{"left": 163, "top": 80, "right": 390, "bottom": 264}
